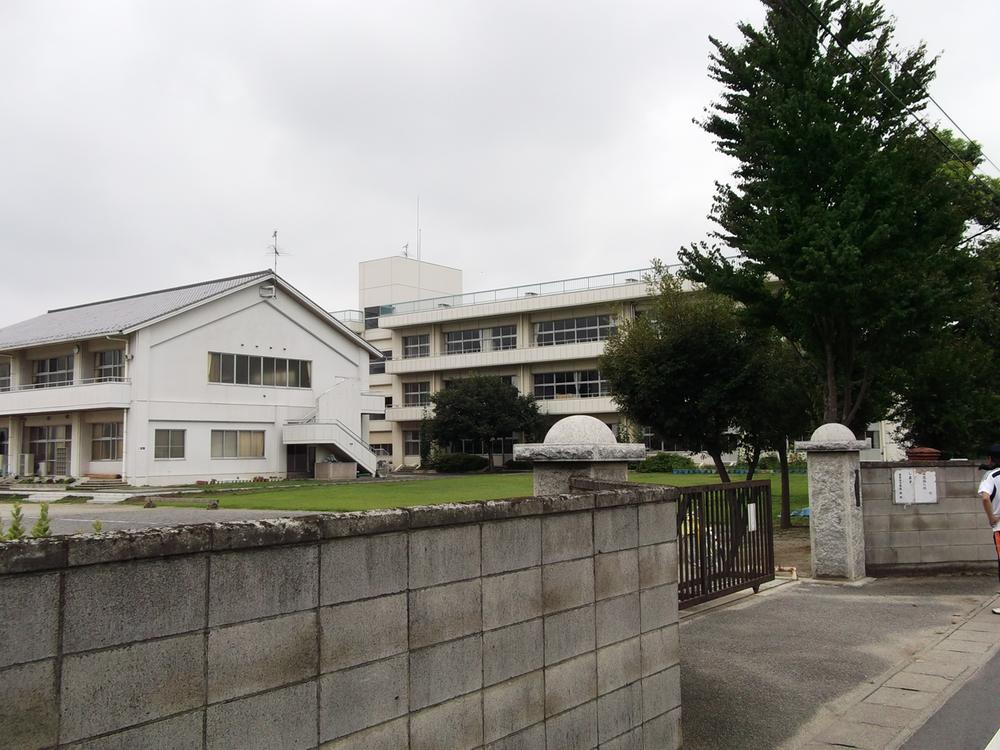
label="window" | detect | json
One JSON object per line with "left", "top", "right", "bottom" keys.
{"left": 26, "top": 425, "right": 72, "bottom": 474}
{"left": 154, "top": 429, "right": 185, "bottom": 459}
{"left": 369, "top": 350, "right": 392, "bottom": 375}
{"left": 370, "top": 443, "right": 393, "bottom": 456}
{"left": 444, "top": 325, "right": 517, "bottom": 354}
{"left": 0, "top": 361, "right": 9, "bottom": 391}
{"left": 532, "top": 370, "right": 609, "bottom": 399}
{"left": 91, "top": 423, "right": 123, "bottom": 461}
{"left": 93, "top": 350, "right": 124, "bottom": 381}
{"left": 32, "top": 355, "right": 74, "bottom": 387}
{"left": 403, "top": 382, "right": 431, "bottom": 406}
{"left": 364, "top": 306, "right": 381, "bottom": 330}
{"left": 534, "top": 315, "right": 615, "bottom": 346}
{"left": 211, "top": 430, "right": 265, "bottom": 458}
{"left": 209, "top": 352, "right": 311, "bottom": 388}
{"left": 445, "top": 329, "right": 482, "bottom": 354}
{"left": 403, "top": 334, "right": 430, "bottom": 359}
{"left": 404, "top": 430, "right": 421, "bottom": 456}
{"left": 865, "top": 430, "right": 881, "bottom": 450}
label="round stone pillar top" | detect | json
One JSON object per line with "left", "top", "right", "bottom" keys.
{"left": 795, "top": 422, "right": 870, "bottom": 452}
{"left": 513, "top": 415, "right": 646, "bottom": 463}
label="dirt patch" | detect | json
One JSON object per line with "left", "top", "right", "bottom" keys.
{"left": 773, "top": 524, "right": 811, "bottom": 577}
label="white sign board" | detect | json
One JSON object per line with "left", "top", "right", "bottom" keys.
{"left": 747, "top": 503, "right": 757, "bottom": 533}
{"left": 893, "top": 468, "right": 938, "bottom": 505}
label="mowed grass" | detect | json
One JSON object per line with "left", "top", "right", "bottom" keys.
{"left": 189, "top": 470, "right": 809, "bottom": 520}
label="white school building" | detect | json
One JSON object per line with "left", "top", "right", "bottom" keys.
{"left": 0, "top": 271, "right": 384, "bottom": 486}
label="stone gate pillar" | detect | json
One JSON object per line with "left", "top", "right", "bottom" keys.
{"left": 514, "top": 415, "right": 646, "bottom": 495}
{"left": 797, "top": 423, "right": 870, "bottom": 580}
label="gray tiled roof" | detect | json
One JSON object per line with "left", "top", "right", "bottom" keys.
{"left": 0, "top": 270, "right": 274, "bottom": 351}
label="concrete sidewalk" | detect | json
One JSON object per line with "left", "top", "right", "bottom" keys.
{"left": 679, "top": 575, "right": 998, "bottom": 750}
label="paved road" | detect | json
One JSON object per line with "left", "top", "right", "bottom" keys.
{"left": 680, "top": 577, "right": 996, "bottom": 750}
{"left": 0, "top": 501, "right": 317, "bottom": 536}
{"left": 902, "top": 645, "right": 1000, "bottom": 750}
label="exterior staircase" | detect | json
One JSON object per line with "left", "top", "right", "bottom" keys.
{"left": 79, "top": 476, "right": 129, "bottom": 490}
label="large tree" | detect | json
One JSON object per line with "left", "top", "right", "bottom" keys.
{"left": 429, "top": 375, "right": 542, "bottom": 469}
{"left": 601, "top": 265, "right": 765, "bottom": 481}
{"left": 680, "top": 0, "right": 996, "bottom": 432}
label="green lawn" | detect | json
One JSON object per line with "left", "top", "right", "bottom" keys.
{"left": 185, "top": 470, "right": 808, "bottom": 520}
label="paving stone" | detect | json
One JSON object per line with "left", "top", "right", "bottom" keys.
{"left": 937, "top": 636, "right": 991, "bottom": 654}
{"left": 841, "top": 702, "right": 920, "bottom": 729}
{"left": 206, "top": 681, "right": 317, "bottom": 750}
{"left": 542, "top": 513, "right": 594, "bottom": 563}
{"left": 409, "top": 635, "right": 482, "bottom": 710}
{"left": 484, "top": 619, "right": 544, "bottom": 686}
{"left": 319, "top": 717, "right": 408, "bottom": 750}
{"left": 905, "top": 657, "right": 969, "bottom": 679}
{"left": 818, "top": 720, "right": 898, "bottom": 750}
{"left": 410, "top": 691, "right": 483, "bottom": 750}
{"left": 0, "top": 572, "right": 59, "bottom": 667}
{"left": 947, "top": 627, "right": 999, "bottom": 643}
{"left": 864, "top": 686, "right": 936, "bottom": 710}
{"left": 545, "top": 652, "right": 596, "bottom": 717}
{"left": 321, "top": 533, "right": 407, "bottom": 605}
{"left": 545, "top": 700, "right": 598, "bottom": 750}
{"left": 483, "top": 518, "right": 541, "bottom": 574}
{"left": 544, "top": 605, "right": 595, "bottom": 665}
{"left": 484, "top": 568, "right": 542, "bottom": 630}
{"left": 208, "top": 610, "right": 318, "bottom": 702}
{"left": 321, "top": 593, "right": 407, "bottom": 672}
{"left": 409, "top": 525, "right": 480, "bottom": 589}
{"left": 319, "top": 655, "right": 408, "bottom": 741}
{"left": 886, "top": 670, "right": 952, "bottom": 693}
{"left": 410, "top": 579, "right": 482, "bottom": 647}
{"left": 483, "top": 670, "right": 544, "bottom": 744}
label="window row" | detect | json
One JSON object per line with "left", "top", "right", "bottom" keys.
{"left": 33, "top": 355, "right": 74, "bottom": 387}
{"left": 534, "top": 315, "right": 615, "bottom": 347}
{"left": 92, "top": 423, "right": 123, "bottom": 461}
{"left": 154, "top": 429, "right": 266, "bottom": 460}
{"left": 208, "top": 353, "right": 312, "bottom": 388}
{"left": 444, "top": 326, "right": 516, "bottom": 354}
{"left": 532, "top": 370, "right": 609, "bottom": 399}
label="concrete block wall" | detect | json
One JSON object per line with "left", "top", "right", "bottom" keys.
{"left": 0, "top": 486, "right": 680, "bottom": 750}
{"left": 861, "top": 461, "right": 995, "bottom": 573}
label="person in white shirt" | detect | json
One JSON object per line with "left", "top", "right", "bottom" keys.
{"left": 979, "top": 444, "right": 1000, "bottom": 613}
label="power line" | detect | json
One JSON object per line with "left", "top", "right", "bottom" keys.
{"left": 786, "top": 0, "right": 998, "bottom": 193}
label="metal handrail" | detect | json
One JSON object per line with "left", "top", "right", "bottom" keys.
{"left": 283, "top": 417, "right": 373, "bottom": 451}
{"left": 1, "top": 377, "right": 130, "bottom": 393}
{"left": 376, "top": 267, "right": 660, "bottom": 318}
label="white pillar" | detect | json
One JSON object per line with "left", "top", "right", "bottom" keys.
{"left": 797, "top": 423, "right": 870, "bottom": 580}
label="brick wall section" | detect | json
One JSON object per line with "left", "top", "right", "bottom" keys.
{"left": 0, "top": 485, "right": 681, "bottom": 750}
{"left": 861, "top": 461, "right": 995, "bottom": 574}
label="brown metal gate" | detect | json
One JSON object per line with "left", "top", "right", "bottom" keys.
{"left": 677, "top": 480, "right": 775, "bottom": 609}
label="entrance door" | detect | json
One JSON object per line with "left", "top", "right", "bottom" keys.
{"left": 286, "top": 445, "right": 316, "bottom": 478}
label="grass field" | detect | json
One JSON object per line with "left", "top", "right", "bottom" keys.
{"left": 178, "top": 470, "right": 809, "bottom": 521}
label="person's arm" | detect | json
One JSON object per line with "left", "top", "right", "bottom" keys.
{"left": 982, "top": 492, "right": 998, "bottom": 527}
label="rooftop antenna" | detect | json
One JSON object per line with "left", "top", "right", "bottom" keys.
{"left": 266, "top": 230, "right": 291, "bottom": 273}
{"left": 401, "top": 242, "right": 409, "bottom": 258}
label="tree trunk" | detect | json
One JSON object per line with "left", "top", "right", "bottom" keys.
{"left": 745, "top": 444, "right": 761, "bottom": 481}
{"left": 709, "top": 450, "right": 731, "bottom": 483}
{"left": 778, "top": 442, "right": 791, "bottom": 529}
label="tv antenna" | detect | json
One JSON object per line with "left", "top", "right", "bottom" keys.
{"left": 266, "top": 230, "right": 290, "bottom": 272}
{"left": 401, "top": 242, "right": 409, "bottom": 258}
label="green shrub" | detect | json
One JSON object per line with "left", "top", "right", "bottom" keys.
{"left": 92, "top": 520, "right": 103, "bottom": 533}
{"left": 433, "top": 453, "right": 490, "bottom": 473}
{"left": 7, "top": 502, "right": 25, "bottom": 540}
{"left": 503, "top": 459, "right": 532, "bottom": 471}
{"left": 31, "top": 504, "right": 51, "bottom": 538}
{"left": 636, "top": 453, "right": 697, "bottom": 473}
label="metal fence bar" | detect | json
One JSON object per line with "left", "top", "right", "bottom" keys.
{"left": 677, "top": 480, "right": 775, "bottom": 610}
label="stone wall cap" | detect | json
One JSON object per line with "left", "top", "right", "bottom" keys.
{"left": 513, "top": 443, "right": 647, "bottom": 462}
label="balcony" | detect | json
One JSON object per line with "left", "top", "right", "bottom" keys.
{"left": 385, "top": 404, "right": 432, "bottom": 422}
{"left": 387, "top": 340, "right": 606, "bottom": 374}
{"left": 537, "top": 395, "right": 617, "bottom": 416}
{"left": 0, "top": 378, "right": 132, "bottom": 416}
{"left": 360, "top": 391, "right": 386, "bottom": 414}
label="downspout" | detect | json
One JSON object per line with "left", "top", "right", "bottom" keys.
{"left": 106, "top": 334, "right": 130, "bottom": 482}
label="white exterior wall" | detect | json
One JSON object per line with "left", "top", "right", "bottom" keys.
{"left": 359, "top": 256, "right": 463, "bottom": 309}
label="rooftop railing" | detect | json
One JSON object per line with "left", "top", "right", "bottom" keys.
{"left": 376, "top": 267, "right": 657, "bottom": 318}
{"left": 0, "top": 376, "right": 130, "bottom": 393}
{"left": 329, "top": 309, "right": 364, "bottom": 323}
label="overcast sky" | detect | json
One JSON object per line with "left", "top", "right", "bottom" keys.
{"left": 2, "top": 0, "right": 998, "bottom": 320}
